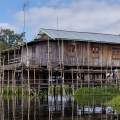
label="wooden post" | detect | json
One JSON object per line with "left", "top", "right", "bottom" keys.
{"left": 13, "top": 49, "right": 16, "bottom": 94}
{"left": 34, "top": 68, "right": 36, "bottom": 93}
{"left": 38, "top": 70, "right": 41, "bottom": 93}
{"left": 48, "top": 37, "right": 50, "bottom": 96}
{"left": 12, "top": 70, "right": 14, "bottom": 94}
{"left": 21, "top": 66, "right": 24, "bottom": 96}
{"left": 7, "top": 96, "right": 10, "bottom": 120}
{"left": 1, "top": 97, "right": 4, "bottom": 120}
{"left": 87, "top": 42, "right": 90, "bottom": 88}
{"left": 26, "top": 43, "right": 30, "bottom": 95}
{"left": 27, "top": 96, "right": 30, "bottom": 120}
{"left": 100, "top": 44, "right": 103, "bottom": 88}
{"left": 0, "top": 52, "right": 2, "bottom": 94}
{"left": 2, "top": 57, "right": 5, "bottom": 95}
{"left": 72, "top": 68, "right": 74, "bottom": 95}
{"left": 12, "top": 96, "right": 16, "bottom": 120}
{"left": 76, "top": 69, "right": 79, "bottom": 90}
{"left": 27, "top": 68, "right": 30, "bottom": 96}
{"left": 61, "top": 39, "right": 65, "bottom": 96}
{"left": 7, "top": 50, "right": 10, "bottom": 95}
{"left": 21, "top": 93, "right": 24, "bottom": 120}
{"left": 7, "top": 70, "right": 9, "bottom": 96}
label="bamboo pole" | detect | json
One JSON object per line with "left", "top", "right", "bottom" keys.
{"left": 2, "top": 57, "right": 5, "bottom": 95}
{"left": 100, "top": 43, "right": 103, "bottom": 88}
{"left": 12, "top": 70, "right": 14, "bottom": 95}
{"left": 47, "top": 37, "right": 50, "bottom": 96}
{"left": 0, "top": 53, "right": 1, "bottom": 94}
{"left": 34, "top": 68, "right": 36, "bottom": 92}
{"left": 7, "top": 96, "right": 10, "bottom": 120}
{"left": 7, "top": 70, "right": 9, "bottom": 96}
{"left": 26, "top": 43, "right": 30, "bottom": 95}
{"left": 34, "top": 97, "right": 36, "bottom": 120}
{"left": 72, "top": 68, "right": 74, "bottom": 95}
{"left": 87, "top": 42, "right": 90, "bottom": 88}
{"left": 74, "top": 40, "right": 79, "bottom": 90}
{"left": 12, "top": 96, "right": 16, "bottom": 120}
{"left": 61, "top": 39, "right": 64, "bottom": 96}
{"left": 21, "top": 66, "right": 24, "bottom": 96}
{"left": 7, "top": 51, "right": 10, "bottom": 95}
{"left": 27, "top": 68, "right": 30, "bottom": 95}
{"left": 13, "top": 49, "right": 16, "bottom": 94}
{"left": 21, "top": 91, "right": 24, "bottom": 120}
{"left": 1, "top": 97, "right": 4, "bottom": 120}
{"left": 27, "top": 96, "right": 30, "bottom": 120}
{"left": 38, "top": 70, "right": 41, "bottom": 93}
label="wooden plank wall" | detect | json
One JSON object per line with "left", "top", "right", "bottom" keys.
{"left": 21, "top": 40, "right": 120, "bottom": 67}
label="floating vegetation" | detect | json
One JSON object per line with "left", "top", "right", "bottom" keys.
{"left": 1, "top": 86, "right": 47, "bottom": 98}
{"left": 107, "top": 96, "right": 120, "bottom": 113}
{"left": 74, "top": 87, "right": 120, "bottom": 105}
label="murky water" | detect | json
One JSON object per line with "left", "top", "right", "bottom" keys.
{"left": 0, "top": 95, "right": 119, "bottom": 120}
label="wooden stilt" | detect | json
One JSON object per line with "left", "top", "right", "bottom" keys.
{"left": 48, "top": 37, "right": 50, "bottom": 96}
{"left": 2, "top": 57, "right": 5, "bottom": 95}
{"left": 61, "top": 39, "right": 64, "bottom": 96}
{"left": 87, "top": 42, "right": 90, "bottom": 88}
{"left": 7, "top": 70, "right": 9, "bottom": 96}
{"left": 72, "top": 68, "right": 74, "bottom": 95}
{"left": 12, "top": 70, "right": 14, "bottom": 94}
{"left": 27, "top": 68, "right": 30, "bottom": 96}
{"left": 27, "top": 96, "right": 30, "bottom": 120}
{"left": 7, "top": 51, "right": 10, "bottom": 95}
{"left": 13, "top": 49, "right": 16, "bottom": 94}
{"left": 34, "top": 68, "right": 36, "bottom": 92}
{"left": 21, "top": 66, "right": 24, "bottom": 96}
{"left": 100, "top": 44, "right": 103, "bottom": 88}
{"left": 38, "top": 70, "right": 41, "bottom": 93}
{"left": 12, "top": 96, "right": 16, "bottom": 120}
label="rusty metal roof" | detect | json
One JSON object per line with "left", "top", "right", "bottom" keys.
{"left": 39, "top": 28, "right": 120, "bottom": 44}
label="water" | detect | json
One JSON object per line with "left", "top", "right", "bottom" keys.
{"left": 0, "top": 95, "right": 119, "bottom": 120}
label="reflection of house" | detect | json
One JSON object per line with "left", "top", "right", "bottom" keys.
{"left": 1, "top": 28, "right": 120, "bottom": 90}
{"left": 77, "top": 106, "right": 113, "bottom": 115}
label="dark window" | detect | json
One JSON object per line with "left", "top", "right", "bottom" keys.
{"left": 112, "top": 48, "right": 120, "bottom": 59}
{"left": 91, "top": 46, "right": 99, "bottom": 58}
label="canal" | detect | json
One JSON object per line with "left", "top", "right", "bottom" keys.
{"left": 0, "top": 95, "right": 119, "bottom": 120}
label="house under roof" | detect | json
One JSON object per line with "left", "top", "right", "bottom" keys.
{"left": 35, "top": 28, "right": 120, "bottom": 44}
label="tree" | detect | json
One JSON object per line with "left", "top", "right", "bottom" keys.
{"left": 0, "top": 29, "right": 24, "bottom": 51}
{"left": 0, "top": 41, "right": 7, "bottom": 51}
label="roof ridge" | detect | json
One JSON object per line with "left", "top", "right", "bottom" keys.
{"left": 41, "top": 28, "right": 120, "bottom": 37}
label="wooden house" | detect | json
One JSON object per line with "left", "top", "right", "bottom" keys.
{"left": 1, "top": 28, "right": 120, "bottom": 91}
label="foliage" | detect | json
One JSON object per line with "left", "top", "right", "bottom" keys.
{"left": 0, "top": 41, "right": 7, "bottom": 51}
{"left": 107, "top": 96, "right": 120, "bottom": 113}
{"left": 0, "top": 29, "right": 24, "bottom": 51}
{"left": 1, "top": 86, "right": 46, "bottom": 97}
{"left": 74, "top": 87, "right": 120, "bottom": 105}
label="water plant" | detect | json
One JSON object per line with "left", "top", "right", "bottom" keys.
{"left": 74, "top": 86, "right": 120, "bottom": 105}
{"left": 0, "top": 85, "right": 47, "bottom": 97}
{"left": 107, "top": 96, "right": 120, "bottom": 113}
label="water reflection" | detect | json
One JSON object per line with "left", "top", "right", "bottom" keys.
{"left": 0, "top": 95, "right": 119, "bottom": 120}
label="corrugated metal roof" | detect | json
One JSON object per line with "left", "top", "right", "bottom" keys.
{"left": 40, "top": 28, "right": 120, "bottom": 44}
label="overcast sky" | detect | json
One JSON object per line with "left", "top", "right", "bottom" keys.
{"left": 1, "top": 0, "right": 120, "bottom": 41}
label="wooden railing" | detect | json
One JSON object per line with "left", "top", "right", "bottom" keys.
{"left": 1, "top": 56, "right": 120, "bottom": 67}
